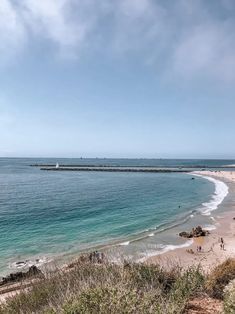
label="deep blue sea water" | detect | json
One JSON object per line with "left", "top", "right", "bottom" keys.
{"left": 0, "top": 158, "right": 232, "bottom": 274}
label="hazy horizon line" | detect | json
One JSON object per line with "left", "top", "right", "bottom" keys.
{"left": 1, "top": 156, "right": 235, "bottom": 161}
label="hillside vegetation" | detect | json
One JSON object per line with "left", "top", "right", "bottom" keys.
{"left": 1, "top": 258, "right": 235, "bottom": 313}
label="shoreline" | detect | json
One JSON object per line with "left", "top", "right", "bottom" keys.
{"left": 1, "top": 170, "right": 235, "bottom": 303}
{"left": 2, "top": 171, "right": 233, "bottom": 274}
{"left": 5, "top": 170, "right": 230, "bottom": 275}
{"left": 146, "top": 171, "right": 235, "bottom": 270}
{"left": 39, "top": 170, "right": 233, "bottom": 270}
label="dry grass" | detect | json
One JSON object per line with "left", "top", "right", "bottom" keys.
{"left": 2, "top": 258, "right": 235, "bottom": 313}
{"left": 205, "top": 258, "right": 235, "bottom": 299}
{"left": 0, "top": 258, "right": 207, "bottom": 314}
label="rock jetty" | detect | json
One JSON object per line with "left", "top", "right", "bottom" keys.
{"left": 179, "top": 226, "right": 210, "bottom": 238}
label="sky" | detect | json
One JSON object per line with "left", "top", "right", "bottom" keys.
{"left": 0, "top": 0, "right": 235, "bottom": 159}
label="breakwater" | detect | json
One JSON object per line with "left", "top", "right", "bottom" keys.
{"left": 30, "top": 164, "right": 235, "bottom": 169}
{"left": 40, "top": 166, "right": 191, "bottom": 173}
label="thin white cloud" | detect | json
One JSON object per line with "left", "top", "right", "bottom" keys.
{"left": 111, "top": 0, "right": 167, "bottom": 55}
{"left": 172, "top": 20, "right": 235, "bottom": 81}
{"left": 0, "top": 0, "right": 26, "bottom": 63}
{"left": 118, "top": 0, "right": 154, "bottom": 19}
{"left": 21, "top": 0, "right": 91, "bottom": 58}
{"left": 0, "top": 0, "right": 235, "bottom": 82}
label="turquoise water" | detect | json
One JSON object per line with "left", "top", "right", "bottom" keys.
{"left": 0, "top": 158, "right": 232, "bottom": 274}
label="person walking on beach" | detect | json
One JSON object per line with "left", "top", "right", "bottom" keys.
{"left": 220, "top": 237, "right": 225, "bottom": 250}
{"left": 197, "top": 245, "right": 202, "bottom": 252}
{"left": 222, "top": 240, "right": 225, "bottom": 250}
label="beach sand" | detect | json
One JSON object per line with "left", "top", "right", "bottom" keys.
{"left": 146, "top": 171, "right": 235, "bottom": 271}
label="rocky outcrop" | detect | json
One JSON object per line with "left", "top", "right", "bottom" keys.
{"left": 179, "top": 226, "right": 210, "bottom": 238}
{"left": 0, "top": 266, "right": 43, "bottom": 286}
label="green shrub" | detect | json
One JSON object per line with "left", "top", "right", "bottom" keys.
{"left": 206, "top": 259, "right": 235, "bottom": 299}
{"left": 0, "top": 279, "right": 58, "bottom": 314}
{"left": 166, "top": 266, "right": 204, "bottom": 313}
{"left": 62, "top": 286, "right": 161, "bottom": 314}
{"left": 0, "top": 261, "right": 206, "bottom": 314}
{"left": 126, "top": 263, "right": 179, "bottom": 291}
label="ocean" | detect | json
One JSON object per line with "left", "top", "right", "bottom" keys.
{"left": 0, "top": 158, "right": 232, "bottom": 275}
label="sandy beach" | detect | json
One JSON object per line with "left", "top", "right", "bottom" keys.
{"left": 147, "top": 171, "right": 235, "bottom": 271}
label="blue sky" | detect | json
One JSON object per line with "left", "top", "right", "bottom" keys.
{"left": 0, "top": 0, "right": 235, "bottom": 158}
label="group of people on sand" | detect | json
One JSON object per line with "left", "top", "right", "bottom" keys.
{"left": 196, "top": 237, "right": 225, "bottom": 253}
{"left": 89, "top": 251, "right": 105, "bottom": 263}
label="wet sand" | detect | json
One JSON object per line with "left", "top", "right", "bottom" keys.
{"left": 146, "top": 171, "right": 235, "bottom": 271}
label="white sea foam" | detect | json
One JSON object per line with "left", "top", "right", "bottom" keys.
{"left": 148, "top": 233, "right": 154, "bottom": 237}
{"left": 11, "top": 261, "right": 27, "bottom": 269}
{"left": 119, "top": 241, "right": 130, "bottom": 246}
{"left": 193, "top": 174, "right": 228, "bottom": 215}
{"left": 202, "top": 212, "right": 211, "bottom": 216}
{"left": 137, "top": 239, "right": 193, "bottom": 262}
{"left": 190, "top": 214, "right": 194, "bottom": 218}
{"left": 203, "top": 224, "right": 217, "bottom": 231}
{"left": 9, "top": 257, "right": 52, "bottom": 270}
{"left": 157, "top": 239, "right": 194, "bottom": 255}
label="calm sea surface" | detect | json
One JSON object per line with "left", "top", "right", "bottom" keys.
{"left": 0, "top": 158, "right": 233, "bottom": 274}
